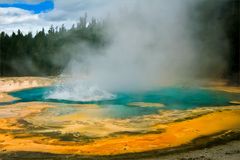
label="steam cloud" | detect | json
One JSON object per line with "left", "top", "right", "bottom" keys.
{"left": 50, "top": 0, "right": 229, "bottom": 101}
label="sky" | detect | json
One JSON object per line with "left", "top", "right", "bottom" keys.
{"left": 0, "top": 0, "right": 54, "bottom": 14}
{"left": 0, "top": 0, "right": 129, "bottom": 34}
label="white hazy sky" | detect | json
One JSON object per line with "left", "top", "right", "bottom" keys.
{"left": 0, "top": 0, "right": 136, "bottom": 34}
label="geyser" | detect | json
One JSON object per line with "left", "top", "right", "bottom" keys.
{"left": 50, "top": 0, "right": 229, "bottom": 100}
{"left": 47, "top": 79, "right": 116, "bottom": 102}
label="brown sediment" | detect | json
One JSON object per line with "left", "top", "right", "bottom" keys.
{"left": 0, "top": 109, "right": 239, "bottom": 156}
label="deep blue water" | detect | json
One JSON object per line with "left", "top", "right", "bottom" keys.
{"left": 2, "top": 86, "right": 240, "bottom": 119}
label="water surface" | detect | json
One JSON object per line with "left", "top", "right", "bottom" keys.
{"left": 4, "top": 86, "right": 240, "bottom": 118}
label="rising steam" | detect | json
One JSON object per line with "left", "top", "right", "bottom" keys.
{"left": 50, "top": 0, "right": 229, "bottom": 101}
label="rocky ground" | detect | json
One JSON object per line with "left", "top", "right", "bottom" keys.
{"left": 144, "top": 140, "right": 240, "bottom": 160}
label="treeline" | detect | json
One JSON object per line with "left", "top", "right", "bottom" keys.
{"left": 0, "top": 15, "right": 106, "bottom": 76}
{"left": 191, "top": 0, "right": 239, "bottom": 85}
{"left": 223, "top": 0, "right": 240, "bottom": 85}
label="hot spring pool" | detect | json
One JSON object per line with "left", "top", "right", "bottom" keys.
{"left": 3, "top": 86, "right": 240, "bottom": 118}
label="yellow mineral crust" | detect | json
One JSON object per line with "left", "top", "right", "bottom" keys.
{"left": 0, "top": 93, "right": 18, "bottom": 103}
{"left": 128, "top": 102, "right": 165, "bottom": 107}
{"left": 0, "top": 110, "right": 239, "bottom": 156}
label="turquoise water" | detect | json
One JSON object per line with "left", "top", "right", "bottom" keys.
{"left": 2, "top": 86, "right": 240, "bottom": 118}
